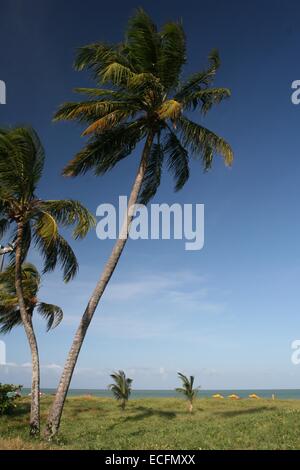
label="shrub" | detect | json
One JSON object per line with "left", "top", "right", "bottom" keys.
{"left": 0, "top": 383, "right": 22, "bottom": 415}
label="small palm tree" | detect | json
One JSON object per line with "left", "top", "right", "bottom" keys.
{"left": 0, "top": 263, "right": 63, "bottom": 334}
{"left": 46, "top": 8, "right": 233, "bottom": 437}
{"left": 176, "top": 372, "right": 200, "bottom": 413}
{"left": 108, "top": 370, "right": 133, "bottom": 410}
{"left": 0, "top": 126, "right": 94, "bottom": 435}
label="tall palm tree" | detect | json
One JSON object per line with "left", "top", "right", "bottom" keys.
{"left": 45, "top": 8, "right": 233, "bottom": 437}
{"left": 109, "top": 370, "right": 133, "bottom": 410}
{"left": 0, "top": 126, "right": 94, "bottom": 435}
{"left": 176, "top": 372, "right": 200, "bottom": 413}
{"left": 0, "top": 263, "right": 63, "bottom": 334}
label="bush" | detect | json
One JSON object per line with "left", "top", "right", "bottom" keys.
{"left": 0, "top": 383, "right": 22, "bottom": 415}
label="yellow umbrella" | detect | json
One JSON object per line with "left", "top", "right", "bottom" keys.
{"left": 228, "top": 394, "right": 240, "bottom": 400}
{"left": 248, "top": 393, "right": 260, "bottom": 399}
{"left": 212, "top": 393, "right": 224, "bottom": 399}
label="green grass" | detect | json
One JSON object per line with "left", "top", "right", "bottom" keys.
{"left": 2, "top": 396, "right": 300, "bottom": 449}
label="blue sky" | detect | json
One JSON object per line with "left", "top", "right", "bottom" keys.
{"left": 1, "top": 0, "right": 300, "bottom": 390}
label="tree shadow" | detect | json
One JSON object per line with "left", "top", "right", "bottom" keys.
{"left": 69, "top": 406, "right": 111, "bottom": 417}
{"left": 124, "top": 406, "right": 177, "bottom": 422}
{"left": 214, "top": 406, "right": 276, "bottom": 418}
{"left": 6, "top": 402, "right": 30, "bottom": 417}
{"left": 107, "top": 406, "right": 176, "bottom": 430}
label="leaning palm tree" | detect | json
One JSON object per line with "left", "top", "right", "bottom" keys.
{"left": 45, "top": 8, "right": 233, "bottom": 437}
{"left": 0, "top": 126, "right": 94, "bottom": 435}
{"left": 109, "top": 370, "right": 133, "bottom": 410}
{"left": 0, "top": 263, "right": 63, "bottom": 334}
{"left": 176, "top": 372, "right": 200, "bottom": 413}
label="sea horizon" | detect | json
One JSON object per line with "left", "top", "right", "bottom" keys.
{"left": 22, "top": 388, "right": 300, "bottom": 399}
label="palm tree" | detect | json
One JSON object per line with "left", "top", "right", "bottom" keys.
{"left": 0, "top": 126, "right": 94, "bottom": 435}
{"left": 109, "top": 370, "right": 133, "bottom": 410}
{"left": 45, "top": 8, "right": 233, "bottom": 438}
{"left": 0, "top": 263, "right": 63, "bottom": 334}
{"left": 176, "top": 372, "right": 200, "bottom": 413}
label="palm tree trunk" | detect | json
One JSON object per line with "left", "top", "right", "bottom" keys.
{"left": 15, "top": 222, "right": 40, "bottom": 435}
{"left": 45, "top": 133, "right": 154, "bottom": 439}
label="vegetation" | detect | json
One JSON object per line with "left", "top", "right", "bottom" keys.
{"left": 176, "top": 373, "right": 200, "bottom": 413}
{"left": 0, "top": 263, "right": 63, "bottom": 334}
{"left": 2, "top": 396, "right": 300, "bottom": 450}
{"left": 46, "top": 7, "right": 233, "bottom": 438}
{"left": 0, "top": 127, "right": 94, "bottom": 435}
{"left": 0, "top": 384, "right": 22, "bottom": 415}
{"left": 109, "top": 371, "right": 133, "bottom": 410}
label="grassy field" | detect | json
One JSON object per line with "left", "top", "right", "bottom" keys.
{"left": 1, "top": 396, "right": 300, "bottom": 449}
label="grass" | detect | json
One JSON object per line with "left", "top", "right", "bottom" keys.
{"left": 1, "top": 396, "right": 300, "bottom": 449}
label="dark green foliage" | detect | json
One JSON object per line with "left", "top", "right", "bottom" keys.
{"left": 0, "top": 263, "right": 63, "bottom": 333}
{"left": 108, "top": 370, "right": 133, "bottom": 410}
{"left": 0, "top": 127, "right": 95, "bottom": 282}
{"left": 0, "top": 383, "right": 22, "bottom": 415}
{"left": 55, "top": 8, "right": 233, "bottom": 205}
{"left": 176, "top": 372, "right": 200, "bottom": 403}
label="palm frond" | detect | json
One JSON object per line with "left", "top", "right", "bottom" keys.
{"left": 164, "top": 131, "right": 189, "bottom": 191}
{"left": 175, "top": 49, "right": 221, "bottom": 101}
{"left": 34, "top": 211, "right": 59, "bottom": 247}
{"left": 0, "top": 218, "right": 10, "bottom": 239}
{"left": 157, "top": 21, "right": 186, "bottom": 90}
{"left": 126, "top": 8, "right": 159, "bottom": 74}
{"left": 0, "top": 309, "right": 23, "bottom": 334}
{"left": 178, "top": 116, "right": 233, "bottom": 168}
{"left": 74, "top": 42, "right": 132, "bottom": 80}
{"left": 157, "top": 100, "right": 182, "bottom": 120}
{"left": 176, "top": 372, "right": 200, "bottom": 401}
{"left": 0, "top": 127, "right": 44, "bottom": 198}
{"left": 34, "top": 232, "right": 78, "bottom": 283}
{"left": 101, "top": 62, "right": 135, "bottom": 86}
{"left": 54, "top": 100, "right": 118, "bottom": 123}
{"left": 37, "top": 302, "right": 63, "bottom": 331}
{"left": 63, "top": 121, "right": 146, "bottom": 177}
{"left": 108, "top": 370, "right": 132, "bottom": 402}
{"left": 138, "top": 142, "right": 164, "bottom": 205}
{"left": 182, "top": 87, "right": 231, "bottom": 114}
{"left": 82, "top": 109, "right": 132, "bottom": 136}
{"left": 0, "top": 263, "right": 63, "bottom": 333}
{"left": 40, "top": 200, "right": 95, "bottom": 240}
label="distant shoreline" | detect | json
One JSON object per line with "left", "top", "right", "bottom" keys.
{"left": 21, "top": 388, "right": 300, "bottom": 399}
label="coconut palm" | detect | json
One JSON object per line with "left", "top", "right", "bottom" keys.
{"left": 45, "top": 8, "right": 233, "bottom": 437}
{"left": 0, "top": 263, "right": 63, "bottom": 334}
{"left": 176, "top": 372, "right": 200, "bottom": 413}
{"left": 0, "top": 126, "right": 94, "bottom": 435}
{"left": 109, "top": 370, "right": 133, "bottom": 410}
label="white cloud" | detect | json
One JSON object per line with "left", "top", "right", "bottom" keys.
{"left": 43, "top": 363, "right": 62, "bottom": 370}
{"left": 60, "top": 269, "right": 227, "bottom": 340}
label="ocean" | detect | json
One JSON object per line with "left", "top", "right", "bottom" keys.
{"left": 22, "top": 388, "right": 300, "bottom": 399}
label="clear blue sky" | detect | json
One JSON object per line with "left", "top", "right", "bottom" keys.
{"left": 1, "top": 0, "right": 300, "bottom": 390}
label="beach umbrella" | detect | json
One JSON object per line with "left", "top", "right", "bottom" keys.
{"left": 228, "top": 394, "right": 240, "bottom": 400}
